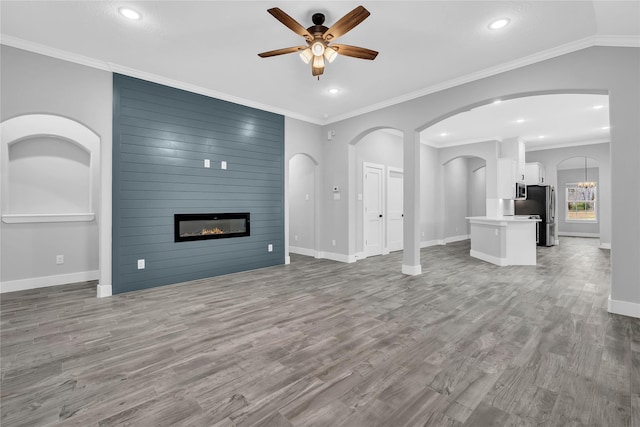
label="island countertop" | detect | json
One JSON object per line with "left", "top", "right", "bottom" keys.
{"left": 466, "top": 216, "right": 542, "bottom": 223}
{"left": 465, "top": 216, "right": 539, "bottom": 266}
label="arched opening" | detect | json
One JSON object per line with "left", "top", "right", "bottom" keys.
{"left": 556, "top": 156, "right": 600, "bottom": 239}
{"left": 435, "top": 155, "right": 488, "bottom": 243}
{"left": 288, "top": 153, "right": 319, "bottom": 259}
{"left": 1, "top": 114, "right": 100, "bottom": 293}
{"left": 350, "top": 127, "right": 404, "bottom": 258}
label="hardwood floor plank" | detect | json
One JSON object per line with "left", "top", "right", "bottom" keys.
{"left": 0, "top": 237, "right": 636, "bottom": 426}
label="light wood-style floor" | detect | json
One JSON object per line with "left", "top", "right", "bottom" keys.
{"left": 1, "top": 237, "right": 638, "bottom": 426}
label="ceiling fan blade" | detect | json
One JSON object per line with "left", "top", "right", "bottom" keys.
{"left": 323, "top": 5, "right": 370, "bottom": 41}
{"left": 331, "top": 44, "right": 378, "bottom": 60}
{"left": 267, "top": 8, "right": 313, "bottom": 41}
{"left": 258, "top": 46, "right": 307, "bottom": 58}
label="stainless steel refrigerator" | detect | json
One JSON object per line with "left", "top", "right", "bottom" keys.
{"left": 514, "top": 185, "right": 556, "bottom": 246}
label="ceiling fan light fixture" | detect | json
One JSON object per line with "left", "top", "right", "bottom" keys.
{"left": 324, "top": 46, "right": 338, "bottom": 63}
{"left": 312, "top": 55, "right": 325, "bottom": 69}
{"left": 299, "top": 48, "right": 313, "bottom": 64}
{"left": 311, "top": 41, "right": 325, "bottom": 56}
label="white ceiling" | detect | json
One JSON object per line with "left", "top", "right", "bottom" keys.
{"left": 1, "top": 1, "right": 639, "bottom": 148}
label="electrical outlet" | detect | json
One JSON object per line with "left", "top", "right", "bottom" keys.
{"left": 294, "top": 235, "right": 298, "bottom": 241}
{"left": 137, "top": 259, "right": 145, "bottom": 269}
{"left": 332, "top": 239, "right": 336, "bottom": 246}
{"left": 56, "top": 255, "right": 64, "bottom": 265}
{"left": 204, "top": 159, "right": 210, "bottom": 168}
{"left": 221, "top": 160, "right": 227, "bottom": 170}
{"left": 268, "top": 244, "right": 273, "bottom": 252}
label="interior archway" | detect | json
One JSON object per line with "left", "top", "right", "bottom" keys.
{"left": 288, "top": 153, "right": 319, "bottom": 260}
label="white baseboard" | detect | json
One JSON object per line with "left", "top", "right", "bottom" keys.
{"left": 420, "top": 240, "right": 441, "bottom": 248}
{"left": 557, "top": 232, "right": 599, "bottom": 238}
{"left": 444, "top": 234, "right": 470, "bottom": 244}
{"left": 470, "top": 250, "right": 508, "bottom": 266}
{"left": 402, "top": 264, "right": 422, "bottom": 276}
{"left": 289, "top": 246, "right": 317, "bottom": 257}
{"left": 316, "top": 251, "right": 356, "bottom": 263}
{"left": 608, "top": 297, "right": 640, "bottom": 319}
{"left": 96, "top": 283, "right": 112, "bottom": 298}
{"left": 354, "top": 251, "right": 366, "bottom": 260}
{"left": 1, "top": 270, "right": 100, "bottom": 293}
{"left": 599, "top": 242, "right": 611, "bottom": 249}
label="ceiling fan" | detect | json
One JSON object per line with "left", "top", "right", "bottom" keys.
{"left": 258, "top": 5, "right": 378, "bottom": 77}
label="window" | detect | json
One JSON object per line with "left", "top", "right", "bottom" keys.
{"left": 566, "top": 182, "right": 597, "bottom": 221}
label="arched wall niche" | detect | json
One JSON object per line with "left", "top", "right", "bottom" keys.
{"left": 1, "top": 114, "right": 100, "bottom": 223}
{"left": 288, "top": 152, "right": 320, "bottom": 259}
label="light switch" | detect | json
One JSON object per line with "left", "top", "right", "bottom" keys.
{"left": 221, "top": 160, "right": 227, "bottom": 170}
{"left": 204, "top": 159, "right": 210, "bottom": 168}
{"left": 268, "top": 244, "right": 273, "bottom": 252}
{"left": 137, "top": 259, "right": 145, "bottom": 269}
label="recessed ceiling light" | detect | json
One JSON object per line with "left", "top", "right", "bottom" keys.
{"left": 328, "top": 88, "right": 340, "bottom": 95}
{"left": 593, "top": 104, "right": 605, "bottom": 110}
{"left": 538, "top": 135, "right": 545, "bottom": 139}
{"left": 119, "top": 7, "right": 142, "bottom": 20}
{"left": 439, "top": 132, "right": 449, "bottom": 137}
{"left": 489, "top": 18, "right": 510, "bottom": 30}
{"left": 516, "top": 118, "right": 525, "bottom": 123}
{"left": 601, "top": 126, "right": 610, "bottom": 130}
{"left": 493, "top": 99, "right": 502, "bottom": 104}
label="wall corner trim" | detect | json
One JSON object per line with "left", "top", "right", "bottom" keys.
{"left": 96, "top": 284, "right": 112, "bottom": 298}
{"left": 608, "top": 297, "right": 640, "bottom": 319}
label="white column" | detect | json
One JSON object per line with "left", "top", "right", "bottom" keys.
{"left": 402, "top": 130, "right": 422, "bottom": 275}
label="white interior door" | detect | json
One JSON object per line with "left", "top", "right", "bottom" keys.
{"left": 364, "top": 163, "right": 384, "bottom": 257}
{"left": 387, "top": 168, "right": 403, "bottom": 252}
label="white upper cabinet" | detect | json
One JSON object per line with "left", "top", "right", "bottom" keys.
{"left": 525, "top": 162, "right": 546, "bottom": 185}
{"left": 501, "top": 137, "right": 526, "bottom": 182}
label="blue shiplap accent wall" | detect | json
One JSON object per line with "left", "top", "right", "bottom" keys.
{"left": 112, "top": 74, "right": 284, "bottom": 294}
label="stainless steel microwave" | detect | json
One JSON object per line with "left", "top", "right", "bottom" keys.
{"left": 515, "top": 182, "right": 527, "bottom": 200}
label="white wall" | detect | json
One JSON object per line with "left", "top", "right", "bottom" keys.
{"left": 443, "top": 157, "right": 470, "bottom": 240}
{"left": 526, "top": 143, "right": 610, "bottom": 246}
{"left": 289, "top": 154, "right": 316, "bottom": 254}
{"left": 469, "top": 162, "right": 487, "bottom": 228}
{"left": 420, "top": 144, "right": 441, "bottom": 244}
{"left": 0, "top": 46, "right": 112, "bottom": 292}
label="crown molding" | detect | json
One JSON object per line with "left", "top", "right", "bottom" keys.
{"left": 325, "top": 35, "right": 639, "bottom": 125}
{"left": 1, "top": 33, "right": 637, "bottom": 127}
{"left": 524, "top": 138, "right": 610, "bottom": 152}
{"left": 0, "top": 35, "right": 323, "bottom": 125}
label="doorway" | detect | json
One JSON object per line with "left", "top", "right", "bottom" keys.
{"left": 363, "top": 163, "right": 405, "bottom": 257}
{"left": 363, "top": 162, "right": 384, "bottom": 257}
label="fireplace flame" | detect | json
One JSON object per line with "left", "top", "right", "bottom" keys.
{"left": 202, "top": 227, "right": 225, "bottom": 235}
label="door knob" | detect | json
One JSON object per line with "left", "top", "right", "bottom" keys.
{"left": 379, "top": 214, "right": 383, "bottom": 218}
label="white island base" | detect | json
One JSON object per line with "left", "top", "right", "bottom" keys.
{"left": 466, "top": 216, "right": 541, "bottom": 266}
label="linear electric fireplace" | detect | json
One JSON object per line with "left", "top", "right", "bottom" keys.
{"left": 174, "top": 213, "right": 250, "bottom": 242}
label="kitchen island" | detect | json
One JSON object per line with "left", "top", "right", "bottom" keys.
{"left": 466, "top": 216, "right": 541, "bottom": 266}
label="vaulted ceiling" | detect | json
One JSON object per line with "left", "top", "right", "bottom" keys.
{"left": 1, "top": 1, "right": 638, "bottom": 147}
